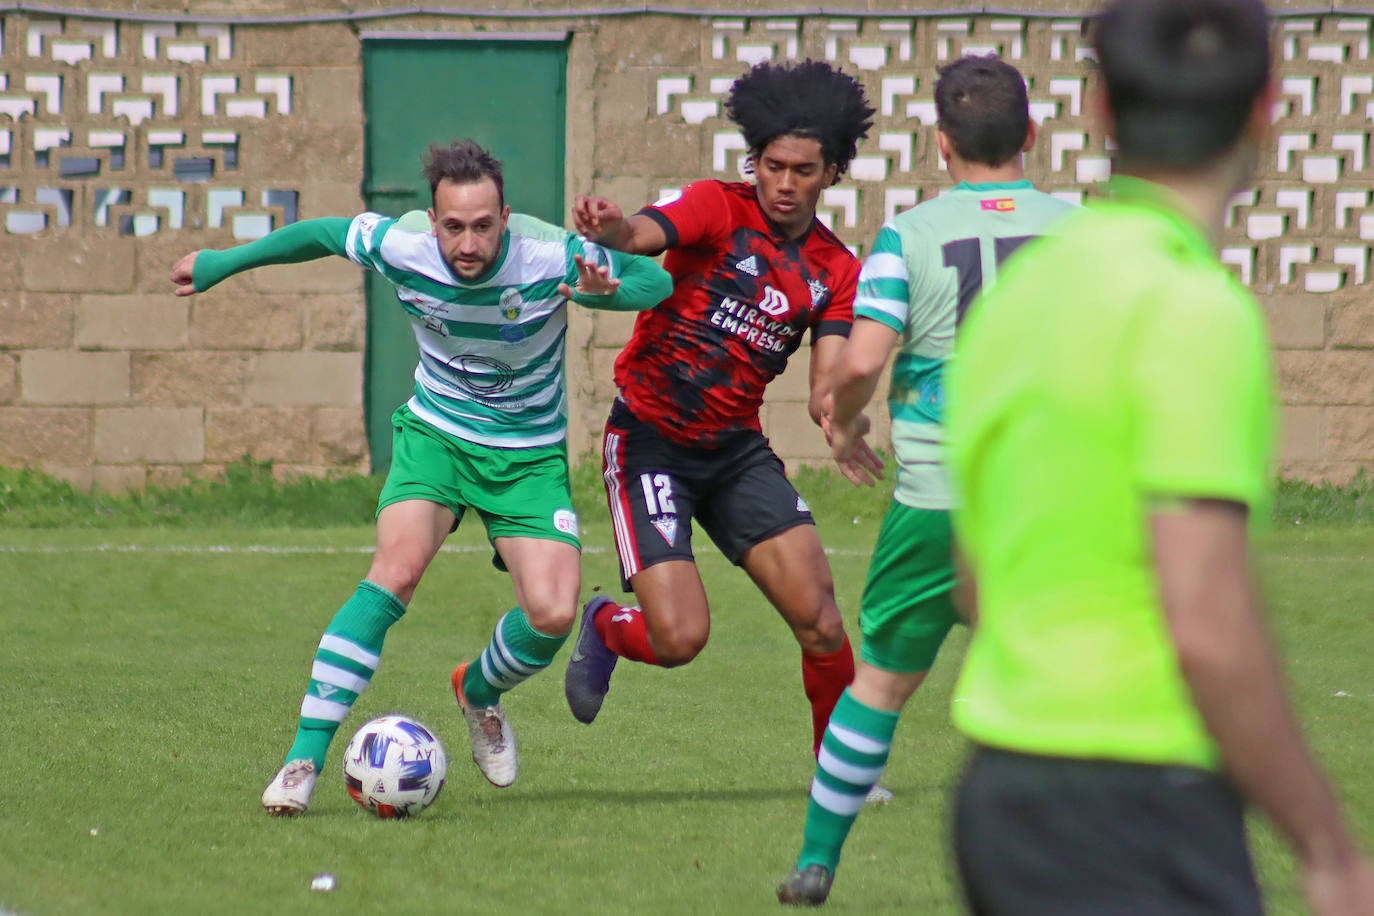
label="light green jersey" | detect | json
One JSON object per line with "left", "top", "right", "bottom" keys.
{"left": 945, "top": 176, "right": 1276, "bottom": 769}
{"left": 856, "top": 181, "right": 1073, "bottom": 509}
{"left": 345, "top": 211, "right": 634, "bottom": 448}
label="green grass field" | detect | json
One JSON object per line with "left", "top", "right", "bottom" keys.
{"left": 2, "top": 466, "right": 1373, "bottom": 914}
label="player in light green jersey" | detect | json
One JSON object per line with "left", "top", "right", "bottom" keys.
{"left": 946, "top": 2, "right": 1374, "bottom": 913}
{"left": 776, "top": 55, "right": 1073, "bottom": 906}
{"left": 170, "top": 140, "right": 671, "bottom": 815}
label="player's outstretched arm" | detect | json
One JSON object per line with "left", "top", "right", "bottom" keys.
{"left": 168, "top": 217, "right": 354, "bottom": 296}
{"left": 1152, "top": 500, "right": 1374, "bottom": 914}
{"left": 571, "top": 194, "right": 668, "bottom": 256}
{"left": 557, "top": 251, "right": 672, "bottom": 313}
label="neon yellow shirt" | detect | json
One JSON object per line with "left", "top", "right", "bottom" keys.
{"left": 945, "top": 176, "right": 1275, "bottom": 769}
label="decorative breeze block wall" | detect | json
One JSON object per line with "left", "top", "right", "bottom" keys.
{"left": 1, "top": 9, "right": 1372, "bottom": 485}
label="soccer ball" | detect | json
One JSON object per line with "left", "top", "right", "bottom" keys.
{"left": 342, "top": 714, "right": 448, "bottom": 818}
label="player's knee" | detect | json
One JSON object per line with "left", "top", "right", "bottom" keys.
{"left": 366, "top": 557, "right": 427, "bottom": 598}
{"left": 522, "top": 599, "right": 575, "bottom": 638}
{"left": 791, "top": 602, "right": 847, "bottom": 653}
{"left": 649, "top": 624, "right": 709, "bottom": 667}
{"left": 652, "top": 639, "right": 705, "bottom": 667}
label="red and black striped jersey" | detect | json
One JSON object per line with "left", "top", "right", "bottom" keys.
{"left": 614, "top": 180, "right": 858, "bottom": 448}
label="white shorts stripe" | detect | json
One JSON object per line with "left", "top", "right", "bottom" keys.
{"left": 828, "top": 723, "right": 890, "bottom": 756}
{"left": 310, "top": 661, "right": 370, "bottom": 695}
{"left": 300, "top": 694, "right": 350, "bottom": 723}
{"left": 818, "top": 746, "right": 886, "bottom": 786}
{"left": 604, "top": 429, "right": 639, "bottom": 579}
{"left": 318, "top": 633, "right": 380, "bottom": 671}
{"left": 809, "top": 778, "right": 866, "bottom": 817}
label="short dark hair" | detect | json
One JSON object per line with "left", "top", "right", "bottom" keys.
{"left": 725, "top": 60, "right": 875, "bottom": 184}
{"left": 422, "top": 140, "right": 504, "bottom": 206}
{"left": 934, "top": 55, "right": 1032, "bottom": 167}
{"left": 1094, "top": 0, "right": 1271, "bottom": 169}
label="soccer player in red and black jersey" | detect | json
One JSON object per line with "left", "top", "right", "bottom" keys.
{"left": 564, "top": 60, "right": 883, "bottom": 765}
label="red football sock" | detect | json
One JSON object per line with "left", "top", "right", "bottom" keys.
{"left": 594, "top": 600, "right": 659, "bottom": 665}
{"left": 802, "top": 634, "right": 855, "bottom": 757}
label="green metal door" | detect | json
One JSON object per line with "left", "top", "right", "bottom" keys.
{"left": 360, "top": 35, "right": 568, "bottom": 472}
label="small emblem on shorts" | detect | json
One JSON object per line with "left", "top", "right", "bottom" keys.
{"left": 651, "top": 516, "right": 678, "bottom": 546}
{"left": 553, "top": 508, "right": 579, "bottom": 536}
{"left": 796, "top": 496, "right": 810, "bottom": 513}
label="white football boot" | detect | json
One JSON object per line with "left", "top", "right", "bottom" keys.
{"left": 261, "top": 759, "right": 317, "bottom": 815}
{"left": 451, "top": 662, "right": 518, "bottom": 788}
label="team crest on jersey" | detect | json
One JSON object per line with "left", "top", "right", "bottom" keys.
{"left": 500, "top": 288, "right": 523, "bottom": 321}
{"left": 651, "top": 516, "right": 678, "bottom": 546}
{"left": 735, "top": 255, "right": 761, "bottom": 277}
{"left": 808, "top": 279, "right": 830, "bottom": 307}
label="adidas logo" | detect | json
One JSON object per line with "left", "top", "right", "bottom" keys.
{"left": 735, "top": 255, "right": 760, "bottom": 277}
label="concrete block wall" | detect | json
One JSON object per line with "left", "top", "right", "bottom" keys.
{"left": 0, "top": 1, "right": 1371, "bottom": 488}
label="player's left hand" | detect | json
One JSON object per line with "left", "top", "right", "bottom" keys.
{"left": 558, "top": 254, "right": 621, "bottom": 300}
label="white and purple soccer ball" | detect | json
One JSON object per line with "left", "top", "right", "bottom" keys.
{"left": 342, "top": 715, "right": 447, "bottom": 818}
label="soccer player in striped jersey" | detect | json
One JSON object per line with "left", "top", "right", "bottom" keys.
{"left": 777, "top": 56, "right": 1074, "bottom": 905}
{"left": 169, "top": 140, "right": 671, "bottom": 815}
{"left": 565, "top": 61, "right": 881, "bottom": 777}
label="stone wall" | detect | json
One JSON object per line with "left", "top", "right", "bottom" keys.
{"left": 1, "top": 2, "right": 1372, "bottom": 488}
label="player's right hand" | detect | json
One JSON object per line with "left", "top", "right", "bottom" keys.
{"left": 830, "top": 413, "right": 883, "bottom": 487}
{"left": 170, "top": 250, "right": 202, "bottom": 296}
{"left": 572, "top": 195, "right": 624, "bottom": 240}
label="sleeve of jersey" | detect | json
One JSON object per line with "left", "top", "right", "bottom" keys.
{"left": 342, "top": 212, "right": 404, "bottom": 273}
{"left": 566, "top": 238, "right": 672, "bottom": 312}
{"left": 636, "top": 181, "right": 725, "bottom": 250}
{"left": 191, "top": 217, "right": 352, "bottom": 291}
{"left": 1127, "top": 286, "right": 1274, "bottom": 510}
{"left": 854, "top": 224, "right": 911, "bottom": 334}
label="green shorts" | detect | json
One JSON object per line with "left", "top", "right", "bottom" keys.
{"left": 377, "top": 406, "right": 581, "bottom": 567}
{"left": 859, "top": 501, "right": 958, "bottom": 674}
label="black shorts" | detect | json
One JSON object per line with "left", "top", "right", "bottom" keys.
{"left": 954, "top": 746, "right": 1262, "bottom": 916}
{"left": 601, "top": 398, "right": 814, "bottom": 590}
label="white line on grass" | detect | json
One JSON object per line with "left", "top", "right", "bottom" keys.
{"left": 0, "top": 543, "right": 881, "bottom": 557}
{"left": 0, "top": 544, "right": 1365, "bottom": 565}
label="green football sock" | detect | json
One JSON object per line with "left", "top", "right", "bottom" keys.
{"left": 797, "top": 689, "right": 899, "bottom": 873}
{"left": 461, "top": 607, "right": 568, "bottom": 708}
{"left": 284, "top": 580, "right": 406, "bottom": 770}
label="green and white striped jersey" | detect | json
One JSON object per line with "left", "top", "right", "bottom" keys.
{"left": 856, "top": 181, "right": 1074, "bottom": 509}
{"left": 346, "top": 211, "right": 625, "bottom": 449}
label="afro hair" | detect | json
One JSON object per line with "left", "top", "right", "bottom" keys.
{"left": 724, "top": 60, "right": 875, "bottom": 183}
